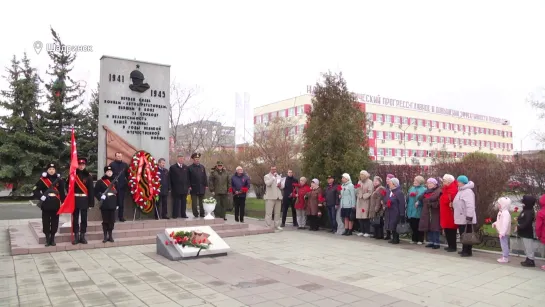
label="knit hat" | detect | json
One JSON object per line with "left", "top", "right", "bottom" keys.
{"left": 342, "top": 173, "right": 351, "bottom": 182}
{"left": 522, "top": 195, "right": 536, "bottom": 210}
{"left": 390, "top": 178, "right": 400, "bottom": 187}
{"left": 386, "top": 174, "right": 395, "bottom": 179}
{"left": 457, "top": 175, "right": 469, "bottom": 184}
{"left": 311, "top": 178, "right": 319, "bottom": 185}
{"left": 427, "top": 178, "right": 438, "bottom": 185}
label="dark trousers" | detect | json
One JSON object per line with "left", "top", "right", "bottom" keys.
{"left": 281, "top": 195, "right": 297, "bottom": 226}
{"left": 392, "top": 231, "right": 400, "bottom": 243}
{"left": 214, "top": 194, "right": 228, "bottom": 218}
{"left": 155, "top": 194, "right": 168, "bottom": 219}
{"left": 116, "top": 188, "right": 126, "bottom": 220}
{"left": 458, "top": 224, "right": 473, "bottom": 254}
{"left": 308, "top": 215, "right": 319, "bottom": 230}
{"left": 373, "top": 217, "right": 384, "bottom": 239}
{"left": 327, "top": 206, "right": 337, "bottom": 231}
{"left": 444, "top": 228, "right": 458, "bottom": 250}
{"left": 358, "top": 219, "right": 370, "bottom": 233}
{"left": 172, "top": 194, "right": 188, "bottom": 218}
{"left": 409, "top": 218, "right": 424, "bottom": 242}
{"left": 72, "top": 208, "right": 88, "bottom": 234}
{"left": 42, "top": 210, "right": 59, "bottom": 235}
{"left": 233, "top": 197, "right": 246, "bottom": 222}
{"left": 192, "top": 194, "right": 205, "bottom": 217}
{"left": 101, "top": 210, "right": 116, "bottom": 231}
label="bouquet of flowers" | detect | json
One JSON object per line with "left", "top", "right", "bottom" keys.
{"left": 166, "top": 230, "right": 212, "bottom": 249}
{"left": 241, "top": 187, "right": 249, "bottom": 193}
{"left": 354, "top": 184, "right": 361, "bottom": 188}
{"left": 203, "top": 197, "right": 216, "bottom": 204}
{"left": 409, "top": 192, "right": 417, "bottom": 197}
{"left": 337, "top": 185, "right": 342, "bottom": 191}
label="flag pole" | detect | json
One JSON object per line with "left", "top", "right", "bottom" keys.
{"left": 70, "top": 119, "right": 75, "bottom": 244}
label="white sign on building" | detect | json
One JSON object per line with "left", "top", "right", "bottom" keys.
{"left": 97, "top": 56, "right": 171, "bottom": 173}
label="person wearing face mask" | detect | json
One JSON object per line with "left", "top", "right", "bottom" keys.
{"left": 68, "top": 157, "right": 95, "bottom": 245}
{"left": 33, "top": 163, "right": 66, "bottom": 247}
{"left": 94, "top": 166, "right": 118, "bottom": 243}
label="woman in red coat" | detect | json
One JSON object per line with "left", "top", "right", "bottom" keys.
{"left": 294, "top": 177, "right": 311, "bottom": 230}
{"left": 440, "top": 174, "right": 458, "bottom": 252}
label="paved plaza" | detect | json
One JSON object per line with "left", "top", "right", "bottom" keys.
{"left": 0, "top": 218, "right": 544, "bottom": 307}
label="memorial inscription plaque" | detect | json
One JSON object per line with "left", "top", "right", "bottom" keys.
{"left": 97, "top": 56, "right": 171, "bottom": 173}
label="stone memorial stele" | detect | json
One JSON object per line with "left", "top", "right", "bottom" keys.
{"left": 97, "top": 55, "right": 170, "bottom": 173}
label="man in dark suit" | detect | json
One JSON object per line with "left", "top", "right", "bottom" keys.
{"left": 108, "top": 152, "right": 129, "bottom": 222}
{"left": 188, "top": 152, "right": 207, "bottom": 218}
{"left": 156, "top": 158, "right": 170, "bottom": 220}
{"left": 169, "top": 153, "right": 190, "bottom": 218}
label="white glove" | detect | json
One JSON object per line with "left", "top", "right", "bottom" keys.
{"left": 116, "top": 206, "right": 119, "bottom": 210}
{"left": 40, "top": 196, "right": 46, "bottom": 201}
{"left": 100, "top": 195, "right": 106, "bottom": 200}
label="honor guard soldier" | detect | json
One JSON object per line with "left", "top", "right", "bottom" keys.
{"left": 94, "top": 166, "right": 117, "bottom": 243}
{"left": 188, "top": 152, "right": 207, "bottom": 218}
{"left": 69, "top": 157, "right": 95, "bottom": 244}
{"left": 33, "top": 163, "right": 66, "bottom": 247}
{"left": 108, "top": 152, "right": 129, "bottom": 222}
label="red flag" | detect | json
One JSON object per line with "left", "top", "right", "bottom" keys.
{"left": 58, "top": 127, "right": 77, "bottom": 215}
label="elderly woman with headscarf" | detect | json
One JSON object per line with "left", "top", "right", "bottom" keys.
{"left": 294, "top": 177, "right": 311, "bottom": 229}
{"left": 407, "top": 176, "right": 427, "bottom": 244}
{"left": 439, "top": 174, "right": 459, "bottom": 252}
{"left": 340, "top": 173, "right": 356, "bottom": 236}
{"left": 385, "top": 177, "right": 406, "bottom": 244}
{"left": 418, "top": 178, "right": 442, "bottom": 249}
{"left": 382, "top": 174, "right": 395, "bottom": 240}
{"left": 306, "top": 178, "right": 324, "bottom": 231}
{"left": 370, "top": 176, "right": 387, "bottom": 240}
{"left": 453, "top": 175, "right": 476, "bottom": 257}
{"left": 355, "top": 170, "right": 374, "bottom": 237}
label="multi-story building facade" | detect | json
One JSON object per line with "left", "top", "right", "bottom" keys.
{"left": 172, "top": 120, "right": 236, "bottom": 154}
{"left": 254, "top": 91, "right": 514, "bottom": 166}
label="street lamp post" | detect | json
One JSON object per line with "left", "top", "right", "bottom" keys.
{"left": 399, "top": 124, "right": 411, "bottom": 165}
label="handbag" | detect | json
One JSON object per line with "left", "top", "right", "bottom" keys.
{"left": 371, "top": 216, "right": 382, "bottom": 226}
{"left": 460, "top": 224, "right": 482, "bottom": 245}
{"left": 396, "top": 218, "right": 411, "bottom": 234}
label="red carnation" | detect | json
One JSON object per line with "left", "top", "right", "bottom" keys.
{"left": 292, "top": 183, "right": 299, "bottom": 187}
{"left": 169, "top": 232, "right": 174, "bottom": 238}
{"left": 165, "top": 240, "right": 169, "bottom": 245}
{"left": 380, "top": 190, "right": 386, "bottom": 196}
{"left": 228, "top": 187, "right": 233, "bottom": 193}
{"left": 241, "top": 187, "right": 249, "bottom": 193}
{"left": 337, "top": 186, "right": 342, "bottom": 191}
{"left": 387, "top": 200, "right": 392, "bottom": 208}
{"left": 514, "top": 207, "right": 519, "bottom": 213}
{"left": 318, "top": 196, "right": 325, "bottom": 203}
{"left": 192, "top": 239, "right": 197, "bottom": 245}
{"left": 409, "top": 192, "right": 417, "bottom": 197}
{"left": 361, "top": 208, "right": 365, "bottom": 213}
{"left": 355, "top": 184, "right": 361, "bottom": 188}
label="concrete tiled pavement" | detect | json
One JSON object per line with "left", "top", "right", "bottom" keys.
{"left": 1, "top": 216, "right": 544, "bottom": 307}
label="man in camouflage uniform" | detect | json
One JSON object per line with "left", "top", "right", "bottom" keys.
{"left": 208, "top": 161, "right": 231, "bottom": 220}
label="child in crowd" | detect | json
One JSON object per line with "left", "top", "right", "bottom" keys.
{"left": 517, "top": 195, "right": 536, "bottom": 267}
{"left": 492, "top": 197, "right": 512, "bottom": 263}
{"left": 536, "top": 195, "right": 545, "bottom": 271}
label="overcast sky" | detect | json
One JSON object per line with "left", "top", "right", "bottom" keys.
{"left": 1, "top": 0, "right": 544, "bottom": 150}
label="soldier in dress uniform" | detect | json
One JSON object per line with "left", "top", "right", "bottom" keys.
{"left": 33, "top": 163, "right": 66, "bottom": 247}
{"left": 70, "top": 157, "right": 95, "bottom": 244}
{"left": 188, "top": 153, "right": 207, "bottom": 218}
{"left": 94, "top": 166, "right": 117, "bottom": 243}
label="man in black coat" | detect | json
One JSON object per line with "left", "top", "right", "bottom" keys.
{"left": 324, "top": 175, "right": 340, "bottom": 233}
{"left": 108, "top": 152, "right": 129, "bottom": 222}
{"left": 156, "top": 158, "right": 170, "bottom": 219}
{"left": 281, "top": 169, "right": 298, "bottom": 227}
{"left": 188, "top": 152, "right": 207, "bottom": 218}
{"left": 169, "top": 153, "right": 190, "bottom": 218}
{"left": 70, "top": 157, "right": 95, "bottom": 244}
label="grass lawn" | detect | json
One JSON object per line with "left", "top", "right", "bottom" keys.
{"left": 230, "top": 198, "right": 293, "bottom": 219}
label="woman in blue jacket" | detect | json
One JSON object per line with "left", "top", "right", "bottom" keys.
{"left": 406, "top": 176, "right": 426, "bottom": 244}
{"left": 231, "top": 166, "right": 251, "bottom": 222}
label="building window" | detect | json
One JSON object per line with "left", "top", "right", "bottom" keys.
{"left": 402, "top": 117, "right": 408, "bottom": 125}
{"left": 385, "top": 115, "right": 391, "bottom": 123}
{"left": 378, "top": 114, "right": 384, "bottom": 123}
{"left": 410, "top": 118, "right": 416, "bottom": 125}
{"left": 410, "top": 134, "right": 416, "bottom": 141}
{"left": 417, "top": 119, "right": 423, "bottom": 126}
{"left": 299, "top": 125, "right": 304, "bottom": 134}
{"left": 297, "top": 105, "right": 304, "bottom": 115}
{"left": 378, "top": 148, "right": 384, "bottom": 156}
{"left": 369, "top": 130, "right": 374, "bottom": 139}
{"left": 256, "top": 116, "right": 262, "bottom": 124}
{"left": 395, "top": 132, "right": 401, "bottom": 140}
{"left": 394, "top": 116, "right": 400, "bottom": 124}
{"left": 396, "top": 149, "right": 402, "bottom": 157}
{"left": 369, "top": 147, "right": 375, "bottom": 156}
{"left": 367, "top": 113, "right": 373, "bottom": 121}
{"left": 263, "top": 115, "right": 269, "bottom": 124}
{"left": 288, "top": 107, "right": 295, "bottom": 117}
{"left": 289, "top": 127, "right": 295, "bottom": 136}
{"left": 385, "top": 132, "right": 391, "bottom": 140}
{"left": 377, "top": 131, "right": 383, "bottom": 139}
{"left": 386, "top": 148, "right": 392, "bottom": 156}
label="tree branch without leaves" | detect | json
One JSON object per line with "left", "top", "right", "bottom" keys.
{"left": 169, "top": 81, "right": 198, "bottom": 143}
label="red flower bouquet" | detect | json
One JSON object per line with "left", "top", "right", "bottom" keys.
{"left": 409, "top": 192, "right": 417, "bottom": 197}
{"left": 361, "top": 208, "right": 365, "bottom": 213}
{"left": 355, "top": 184, "right": 361, "bottom": 188}
{"left": 241, "top": 187, "right": 249, "bottom": 193}
{"left": 292, "top": 183, "right": 299, "bottom": 188}
{"left": 386, "top": 200, "right": 392, "bottom": 208}
{"left": 513, "top": 207, "right": 519, "bottom": 213}
{"left": 484, "top": 218, "right": 492, "bottom": 224}
{"left": 318, "top": 195, "right": 325, "bottom": 203}
{"left": 228, "top": 187, "right": 233, "bottom": 193}
{"left": 337, "top": 185, "right": 342, "bottom": 191}
{"left": 380, "top": 189, "right": 387, "bottom": 197}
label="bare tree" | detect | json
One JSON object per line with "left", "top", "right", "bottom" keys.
{"left": 169, "top": 81, "right": 199, "bottom": 143}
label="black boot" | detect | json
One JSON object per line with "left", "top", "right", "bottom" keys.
{"left": 49, "top": 234, "right": 56, "bottom": 246}
{"left": 72, "top": 233, "right": 79, "bottom": 245}
{"left": 521, "top": 258, "right": 535, "bottom": 267}
{"left": 342, "top": 229, "right": 349, "bottom": 236}
{"left": 80, "top": 233, "right": 87, "bottom": 244}
{"left": 108, "top": 230, "right": 114, "bottom": 242}
{"left": 384, "top": 231, "right": 391, "bottom": 240}
{"left": 102, "top": 231, "right": 108, "bottom": 243}
{"left": 45, "top": 234, "right": 51, "bottom": 247}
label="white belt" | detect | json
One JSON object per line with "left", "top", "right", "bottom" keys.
{"left": 47, "top": 193, "right": 57, "bottom": 197}
{"left": 75, "top": 194, "right": 87, "bottom": 197}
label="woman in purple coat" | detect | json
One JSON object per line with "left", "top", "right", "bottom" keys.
{"left": 385, "top": 178, "right": 406, "bottom": 244}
